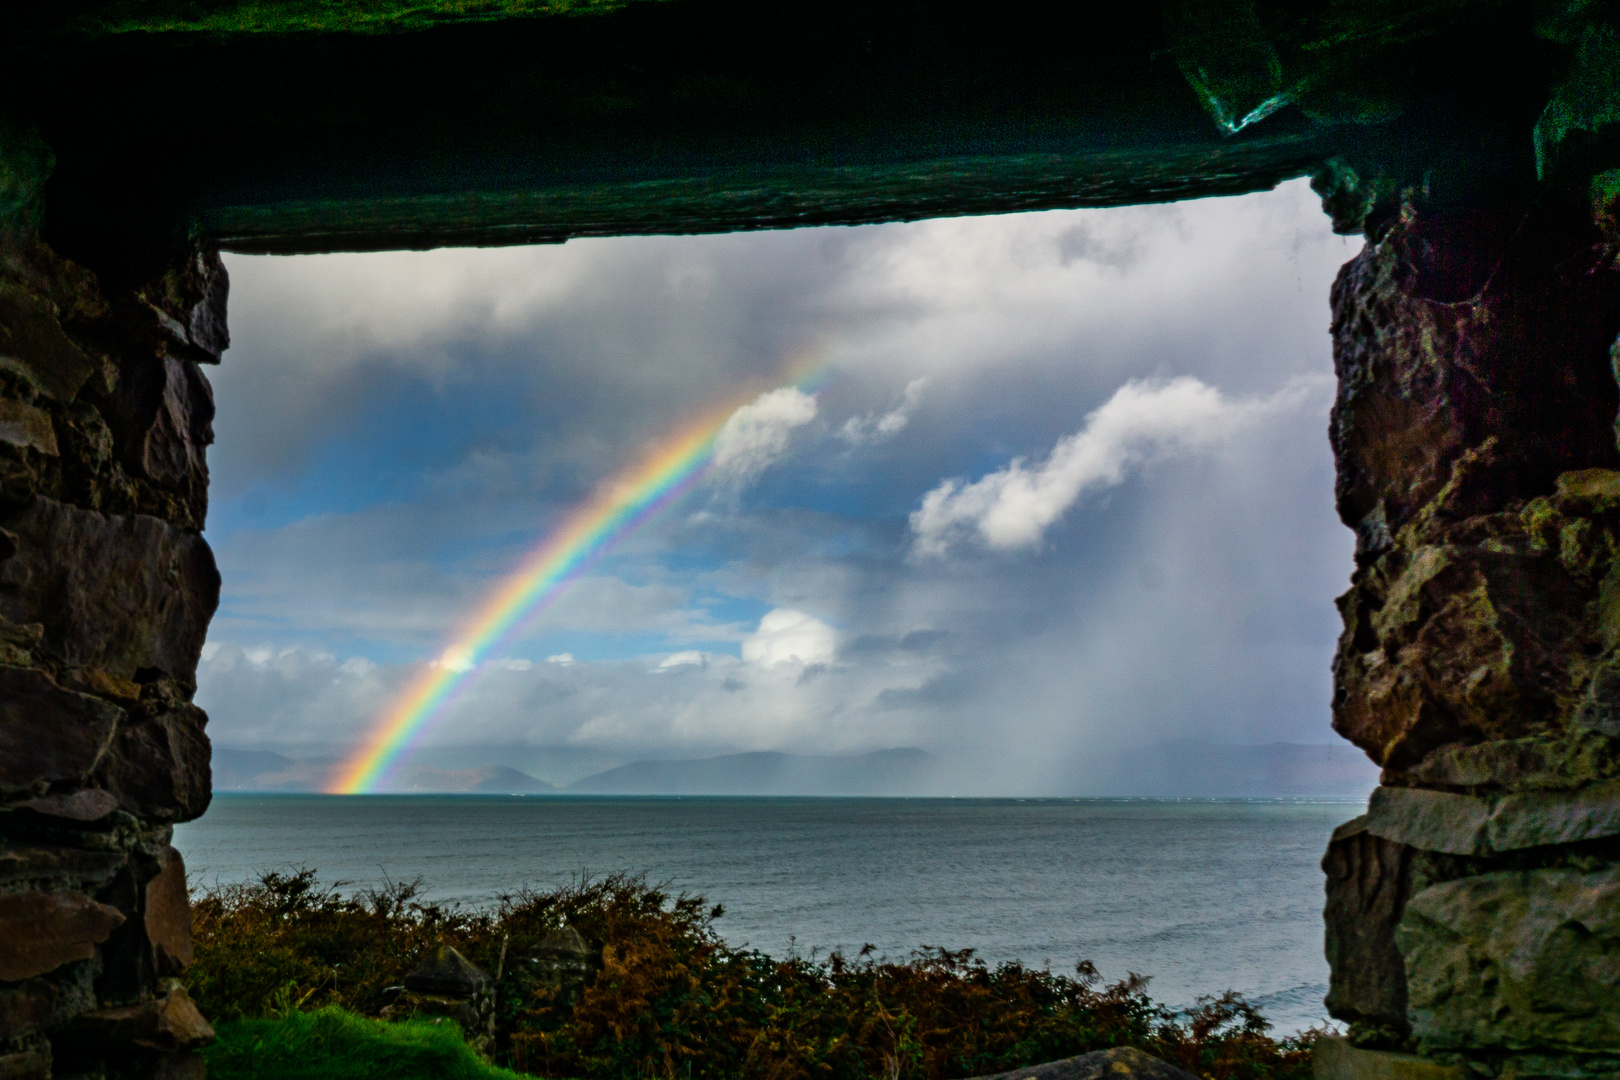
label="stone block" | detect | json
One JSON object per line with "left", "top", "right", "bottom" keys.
{"left": 0, "top": 665, "right": 122, "bottom": 796}
{"left": 102, "top": 356, "right": 212, "bottom": 493}
{"left": 1364, "top": 788, "right": 1491, "bottom": 856}
{"left": 13, "top": 789, "right": 116, "bottom": 822}
{"left": 0, "top": 1039, "right": 49, "bottom": 1080}
{"left": 404, "top": 944, "right": 488, "bottom": 997}
{"left": 0, "top": 889, "right": 125, "bottom": 981}
{"left": 143, "top": 848, "right": 191, "bottom": 974}
{"left": 0, "top": 498, "right": 218, "bottom": 684}
{"left": 0, "top": 284, "right": 95, "bottom": 403}
{"left": 1397, "top": 867, "right": 1620, "bottom": 1051}
{"left": 1322, "top": 817, "right": 1413, "bottom": 1031}
{"left": 0, "top": 844, "right": 124, "bottom": 890}
{"left": 95, "top": 704, "right": 210, "bottom": 822}
{"left": 0, "top": 401, "right": 55, "bottom": 458}
{"left": 67, "top": 988, "right": 214, "bottom": 1054}
{"left": 1364, "top": 782, "right": 1620, "bottom": 856}
{"left": 968, "top": 1046, "right": 1199, "bottom": 1080}
{"left": 1312, "top": 1037, "right": 1468, "bottom": 1080}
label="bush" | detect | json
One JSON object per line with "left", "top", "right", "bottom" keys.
{"left": 188, "top": 870, "right": 1324, "bottom": 1080}
{"left": 205, "top": 1007, "right": 530, "bottom": 1080}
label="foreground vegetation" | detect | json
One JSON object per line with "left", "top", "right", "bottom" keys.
{"left": 210, "top": 1008, "right": 530, "bottom": 1080}
{"left": 191, "top": 871, "right": 1322, "bottom": 1080}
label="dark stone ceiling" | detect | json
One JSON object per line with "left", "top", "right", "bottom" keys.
{"left": 0, "top": 0, "right": 1602, "bottom": 255}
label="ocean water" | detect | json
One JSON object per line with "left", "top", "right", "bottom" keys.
{"left": 175, "top": 795, "right": 1362, "bottom": 1034}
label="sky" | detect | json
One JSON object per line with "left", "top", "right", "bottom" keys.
{"left": 196, "top": 178, "right": 1364, "bottom": 792}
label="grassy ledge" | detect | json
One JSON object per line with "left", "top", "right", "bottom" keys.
{"left": 209, "top": 1008, "right": 531, "bottom": 1080}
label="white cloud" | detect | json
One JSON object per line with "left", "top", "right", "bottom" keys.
{"left": 546, "top": 653, "right": 577, "bottom": 665}
{"left": 841, "top": 378, "right": 927, "bottom": 446}
{"left": 433, "top": 645, "right": 476, "bottom": 672}
{"left": 658, "top": 650, "right": 706, "bottom": 669}
{"left": 712, "top": 387, "right": 818, "bottom": 483}
{"left": 910, "top": 376, "right": 1310, "bottom": 556}
{"left": 742, "top": 609, "right": 837, "bottom": 668}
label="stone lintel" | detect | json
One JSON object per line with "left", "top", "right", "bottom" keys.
{"left": 1314, "top": 1038, "right": 1468, "bottom": 1080}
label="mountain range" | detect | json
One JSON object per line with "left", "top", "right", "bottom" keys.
{"left": 210, "top": 740, "right": 1378, "bottom": 797}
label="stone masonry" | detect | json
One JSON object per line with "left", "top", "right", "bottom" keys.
{"left": 1320, "top": 175, "right": 1620, "bottom": 1079}
{"left": 0, "top": 151, "right": 224, "bottom": 1079}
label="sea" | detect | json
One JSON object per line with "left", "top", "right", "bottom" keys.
{"left": 175, "top": 795, "right": 1364, "bottom": 1035}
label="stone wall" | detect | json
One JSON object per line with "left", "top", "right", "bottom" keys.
{"left": 0, "top": 189, "right": 224, "bottom": 1077}
{"left": 1321, "top": 177, "right": 1620, "bottom": 1079}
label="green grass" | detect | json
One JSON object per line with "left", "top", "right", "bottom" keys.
{"left": 206, "top": 1007, "right": 531, "bottom": 1080}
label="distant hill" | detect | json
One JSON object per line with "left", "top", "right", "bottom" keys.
{"left": 569, "top": 749, "right": 936, "bottom": 795}
{"left": 210, "top": 748, "right": 553, "bottom": 793}
{"left": 1098, "top": 740, "right": 1379, "bottom": 798}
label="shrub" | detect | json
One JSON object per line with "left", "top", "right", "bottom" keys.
{"left": 188, "top": 870, "right": 1324, "bottom": 1080}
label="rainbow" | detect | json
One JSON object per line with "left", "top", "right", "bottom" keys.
{"left": 327, "top": 357, "right": 827, "bottom": 794}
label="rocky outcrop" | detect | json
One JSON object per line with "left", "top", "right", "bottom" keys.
{"left": 1321, "top": 177, "right": 1620, "bottom": 1077}
{"left": 0, "top": 179, "right": 221, "bottom": 1077}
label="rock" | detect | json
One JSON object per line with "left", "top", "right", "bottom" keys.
{"left": 14, "top": 789, "right": 117, "bottom": 821}
{"left": 1364, "top": 782, "right": 1620, "bottom": 856}
{"left": 403, "top": 945, "right": 488, "bottom": 998}
{"left": 0, "top": 843, "right": 125, "bottom": 889}
{"left": 1327, "top": 195, "right": 1620, "bottom": 769}
{"left": 968, "top": 1046, "right": 1198, "bottom": 1080}
{"left": 143, "top": 847, "right": 192, "bottom": 973}
{"left": 0, "top": 400, "right": 55, "bottom": 457}
{"left": 100, "top": 355, "right": 213, "bottom": 495}
{"left": 0, "top": 889, "right": 125, "bottom": 980}
{"left": 0, "top": 1039, "right": 50, "bottom": 1080}
{"left": 0, "top": 665, "right": 122, "bottom": 796}
{"left": 68, "top": 987, "right": 215, "bottom": 1053}
{"left": 0, "top": 498, "right": 218, "bottom": 684}
{"left": 0, "top": 282, "right": 95, "bottom": 403}
{"left": 1363, "top": 788, "right": 1492, "bottom": 857}
{"left": 1405, "top": 733, "right": 1617, "bottom": 790}
{"left": 534, "top": 925, "right": 595, "bottom": 986}
{"left": 1322, "top": 817, "right": 1413, "bottom": 1034}
{"left": 1312, "top": 1036, "right": 1469, "bottom": 1080}
{"left": 95, "top": 703, "right": 211, "bottom": 822}
{"left": 1397, "top": 867, "right": 1620, "bottom": 1051}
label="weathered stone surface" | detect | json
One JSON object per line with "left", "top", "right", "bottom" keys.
{"left": 1365, "top": 781, "right": 1620, "bottom": 856}
{"left": 68, "top": 988, "right": 214, "bottom": 1053}
{"left": 0, "top": 283, "right": 95, "bottom": 404}
{"left": 14, "top": 789, "right": 117, "bottom": 822}
{"left": 969, "top": 1046, "right": 1199, "bottom": 1080}
{"left": 1329, "top": 195, "right": 1620, "bottom": 770}
{"left": 0, "top": 889, "right": 125, "bottom": 981}
{"left": 0, "top": 1039, "right": 49, "bottom": 1080}
{"left": 1312, "top": 1037, "right": 1468, "bottom": 1080}
{"left": 1322, "top": 817, "right": 1413, "bottom": 1034}
{"left": 0, "top": 498, "right": 218, "bottom": 684}
{"left": 138, "top": 249, "right": 229, "bottom": 366}
{"left": 0, "top": 401, "right": 54, "bottom": 458}
{"left": 1406, "top": 732, "right": 1619, "bottom": 791}
{"left": 100, "top": 355, "right": 213, "bottom": 498}
{"left": 95, "top": 704, "right": 210, "bottom": 822}
{"left": 0, "top": 844, "right": 124, "bottom": 890}
{"left": 404, "top": 944, "right": 488, "bottom": 998}
{"left": 143, "top": 848, "right": 192, "bottom": 974}
{"left": 0, "top": 665, "right": 121, "bottom": 796}
{"left": 1397, "top": 868, "right": 1620, "bottom": 1052}
{"left": 1363, "top": 788, "right": 1490, "bottom": 857}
